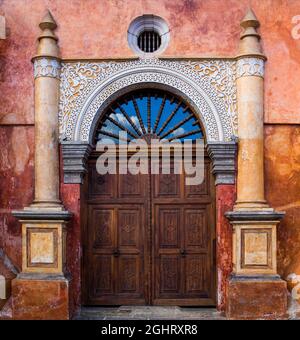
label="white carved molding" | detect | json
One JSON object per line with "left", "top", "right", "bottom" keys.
{"left": 59, "top": 59, "right": 238, "bottom": 143}
{"left": 236, "top": 57, "right": 264, "bottom": 79}
{"left": 34, "top": 58, "right": 61, "bottom": 79}
{"left": 0, "top": 275, "right": 6, "bottom": 300}
{"left": 0, "top": 15, "right": 6, "bottom": 40}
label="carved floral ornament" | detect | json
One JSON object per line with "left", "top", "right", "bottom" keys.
{"left": 236, "top": 58, "right": 264, "bottom": 79}
{"left": 50, "top": 57, "right": 265, "bottom": 143}
{"left": 34, "top": 58, "right": 61, "bottom": 79}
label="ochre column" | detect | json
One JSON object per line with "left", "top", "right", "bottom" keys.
{"left": 32, "top": 12, "right": 62, "bottom": 208}
{"left": 235, "top": 9, "right": 268, "bottom": 210}
{"left": 12, "top": 11, "right": 71, "bottom": 320}
{"left": 226, "top": 9, "right": 287, "bottom": 319}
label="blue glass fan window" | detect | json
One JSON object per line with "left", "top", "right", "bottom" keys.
{"left": 95, "top": 90, "right": 204, "bottom": 143}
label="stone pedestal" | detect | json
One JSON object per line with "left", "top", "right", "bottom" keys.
{"left": 227, "top": 211, "right": 284, "bottom": 276}
{"left": 13, "top": 211, "right": 71, "bottom": 276}
{"left": 12, "top": 276, "right": 69, "bottom": 320}
{"left": 12, "top": 210, "right": 71, "bottom": 319}
{"left": 226, "top": 276, "right": 287, "bottom": 320}
{"left": 226, "top": 210, "right": 287, "bottom": 319}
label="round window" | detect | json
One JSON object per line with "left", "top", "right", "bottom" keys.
{"left": 128, "top": 15, "right": 170, "bottom": 57}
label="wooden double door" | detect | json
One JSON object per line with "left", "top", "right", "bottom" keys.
{"left": 82, "top": 153, "right": 216, "bottom": 306}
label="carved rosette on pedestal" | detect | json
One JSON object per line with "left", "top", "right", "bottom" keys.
{"left": 225, "top": 9, "right": 287, "bottom": 320}
{"left": 12, "top": 11, "right": 72, "bottom": 320}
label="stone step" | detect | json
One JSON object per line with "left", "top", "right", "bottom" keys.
{"left": 76, "top": 306, "right": 225, "bottom": 320}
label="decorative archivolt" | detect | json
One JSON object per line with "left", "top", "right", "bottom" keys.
{"left": 59, "top": 58, "right": 238, "bottom": 143}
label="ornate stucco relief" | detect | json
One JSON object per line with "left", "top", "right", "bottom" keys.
{"left": 34, "top": 58, "right": 61, "bottom": 79}
{"left": 59, "top": 59, "right": 238, "bottom": 143}
{"left": 236, "top": 57, "right": 264, "bottom": 79}
{"left": 187, "top": 60, "right": 237, "bottom": 141}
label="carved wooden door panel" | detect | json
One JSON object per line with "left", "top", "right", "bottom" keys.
{"left": 152, "top": 157, "right": 216, "bottom": 305}
{"left": 83, "top": 159, "right": 148, "bottom": 305}
{"left": 83, "top": 155, "right": 215, "bottom": 306}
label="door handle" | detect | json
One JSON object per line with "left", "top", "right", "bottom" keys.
{"left": 180, "top": 249, "right": 187, "bottom": 257}
{"left": 113, "top": 249, "right": 120, "bottom": 257}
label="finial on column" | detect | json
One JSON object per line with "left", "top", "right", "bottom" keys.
{"left": 39, "top": 10, "right": 57, "bottom": 37}
{"left": 36, "top": 10, "right": 60, "bottom": 59}
{"left": 238, "top": 8, "right": 265, "bottom": 58}
{"left": 240, "top": 9, "right": 260, "bottom": 39}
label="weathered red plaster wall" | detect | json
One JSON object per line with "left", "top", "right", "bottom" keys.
{"left": 60, "top": 182, "right": 81, "bottom": 316}
{"left": 0, "top": 0, "right": 300, "bottom": 312}
{"left": 59, "top": 148, "right": 82, "bottom": 316}
{"left": 265, "top": 125, "right": 300, "bottom": 281}
{"left": 0, "top": 126, "right": 34, "bottom": 269}
{"left": 216, "top": 184, "right": 236, "bottom": 311}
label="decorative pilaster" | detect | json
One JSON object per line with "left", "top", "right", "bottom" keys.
{"left": 225, "top": 9, "right": 287, "bottom": 320}
{"left": 31, "top": 11, "right": 62, "bottom": 208}
{"left": 207, "top": 141, "right": 237, "bottom": 185}
{"left": 12, "top": 11, "right": 71, "bottom": 320}
{"left": 234, "top": 9, "right": 267, "bottom": 210}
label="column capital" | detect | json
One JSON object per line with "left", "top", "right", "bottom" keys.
{"left": 33, "top": 57, "right": 61, "bottom": 79}
{"left": 236, "top": 57, "right": 264, "bottom": 79}
{"left": 61, "top": 142, "right": 93, "bottom": 184}
{"left": 237, "top": 8, "right": 266, "bottom": 60}
{"left": 207, "top": 141, "right": 237, "bottom": 185}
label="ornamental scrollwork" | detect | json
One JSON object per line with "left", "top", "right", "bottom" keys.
{"left": 185, "top": 60, "right": 238, "bottom": 139}
{"left": 236, "top": 57, "right": 264, "bottom": 79}
{"left": 59, "top": 62, "right": 114, "bottom": 140}
{"left": 34, "top": 58, "right": 61, "bottom": 79}
{"left": 59, "top": 58, "right": 239, "bottom": 142}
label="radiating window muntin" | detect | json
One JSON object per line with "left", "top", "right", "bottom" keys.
{"left": 95, "top": 89, "right": 204, "bottom": 144}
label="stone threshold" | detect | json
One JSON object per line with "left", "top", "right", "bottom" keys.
{"left": 75, "top": 306, "right": 225, "bottom": 320}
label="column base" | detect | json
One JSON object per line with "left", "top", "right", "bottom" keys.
{"left": 226, "top": 275, "right": 288, "bottom": 320}
{"left": 12, "top": 274, "right": 70, "bottom": 320}
{"left": 233, "top": 200, "right": 271, "bottom": 211}
{"left": 27, "top": 204, "right": 64, "bottom": 211}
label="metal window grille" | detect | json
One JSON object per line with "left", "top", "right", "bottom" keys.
{"left": 137, "top": 30, "right": 161, "bottom": 53}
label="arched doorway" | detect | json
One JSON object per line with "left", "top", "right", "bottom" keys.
{"left": 81, "top": 89, "right": 216, "bottom": 306}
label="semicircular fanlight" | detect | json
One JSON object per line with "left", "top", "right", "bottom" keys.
{"left": 95, "top": 89, "right": 204, "bottom": 144}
